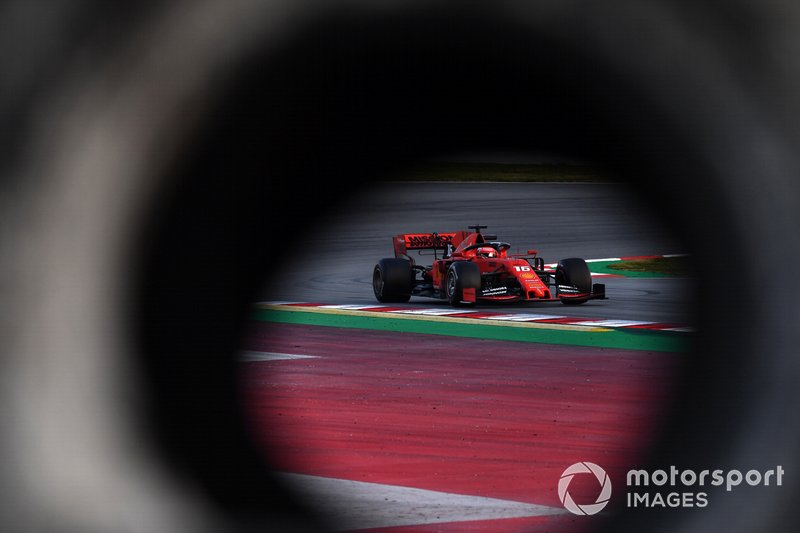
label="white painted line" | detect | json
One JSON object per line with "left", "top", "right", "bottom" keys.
{"left": 570, "top": 319, "right": 656, "bottom": 328}
{"left": 585, "top": 257, "right": 622, "bottom": 263}
{"left": 483, "top": 313, "right": 564, "bottom": 322}
{"left": 320, "top": 304, "right": 390, "bottom": 310}
{"left": 393, "top": 308, "right": 477, "bottom": 316}
{"left": 663, "top": 326, "right": 696, "bottom": 333}
{"left": 239, "top": 351, "right": 320, "bottom": 362}
{"left": 278, "top": 472, "right": 563, "bottom": 531}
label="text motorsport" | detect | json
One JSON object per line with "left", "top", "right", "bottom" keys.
{"left": 559, "top": 462, "right": 784, "bottom": 514}
{"left": 626, "top": 465, "right": 784, "bottom": 508}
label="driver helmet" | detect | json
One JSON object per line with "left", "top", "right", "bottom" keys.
{"left": 477, "top": 246, "right": 497, "bottom": 258}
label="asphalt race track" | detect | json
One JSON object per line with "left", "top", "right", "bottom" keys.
{"left": 259, "top": 182, "right": 694, "bottom": 324}
{"left": 244, "top": 182, "right": 693, "bottom": 531}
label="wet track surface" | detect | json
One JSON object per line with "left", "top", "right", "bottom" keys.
{"left": 259, "top": 182, "right": 694, "bottom": 324}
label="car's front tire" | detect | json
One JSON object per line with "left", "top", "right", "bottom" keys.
{"left": 445, "top": 261, "right": 481, "bottom": 306}
{"left": 556, "top": 258, "right": 592, "bottom": 305}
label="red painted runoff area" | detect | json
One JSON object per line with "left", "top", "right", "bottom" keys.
{"left": 240, "top": 322, "right": 681, "bottom": 531}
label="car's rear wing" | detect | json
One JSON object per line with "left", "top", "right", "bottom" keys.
{"left": 393, "top": 231, "right": 470, "bottom": 258}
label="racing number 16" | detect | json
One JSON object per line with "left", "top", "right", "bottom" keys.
{"left": 514, "top": 265, "right": 532, "bottom": 272}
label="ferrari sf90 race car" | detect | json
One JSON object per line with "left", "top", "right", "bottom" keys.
{"left": 372, "top": 225, "right": 606, "bottom": 306}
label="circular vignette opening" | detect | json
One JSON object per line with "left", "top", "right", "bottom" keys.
{"left": 130, "top": 4, "right": 796, "bottom": 533}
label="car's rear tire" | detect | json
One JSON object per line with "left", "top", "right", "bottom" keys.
{"left": 373, "top": 258, "right": 412, "bottom": 303}
{"left": 556, "top": 258, "right": 592, "bottom": 305}
{"left": 445, "top": 261, "right": 481, "bottom": 307}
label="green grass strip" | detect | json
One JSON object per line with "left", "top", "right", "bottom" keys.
{"left": 590, "top": 260, "right": 678, "bottom": 278}
{"left": 252, "top": 309, "right": 688, "bottom": 353}
{"left": 389, "top": 162, "right": 610, "bottom": 182}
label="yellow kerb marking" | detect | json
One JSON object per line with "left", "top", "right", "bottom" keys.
{"left": 254, "top": 304, "right": 612, "bottom": 333}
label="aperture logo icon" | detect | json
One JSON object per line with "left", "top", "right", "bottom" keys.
{"left": 558, "top": 462, "right": 612, "bottom": 515}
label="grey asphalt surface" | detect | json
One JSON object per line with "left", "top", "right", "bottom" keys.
{"left": 260, "top": 182, "right": 695, "bottom": 324}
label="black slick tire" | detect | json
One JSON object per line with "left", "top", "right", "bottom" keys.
{"left": 556, "top": 258, "right": 592, "bottom": 305}
{"left": 445, "top": 261, "right": 481, "bottom": 307}
{"left": 373, "top": 258, "right": 412, "bottom": 303}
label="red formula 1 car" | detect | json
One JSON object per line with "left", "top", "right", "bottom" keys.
{"left": 372, "top": 225, "right": 606, "bottom": 306}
